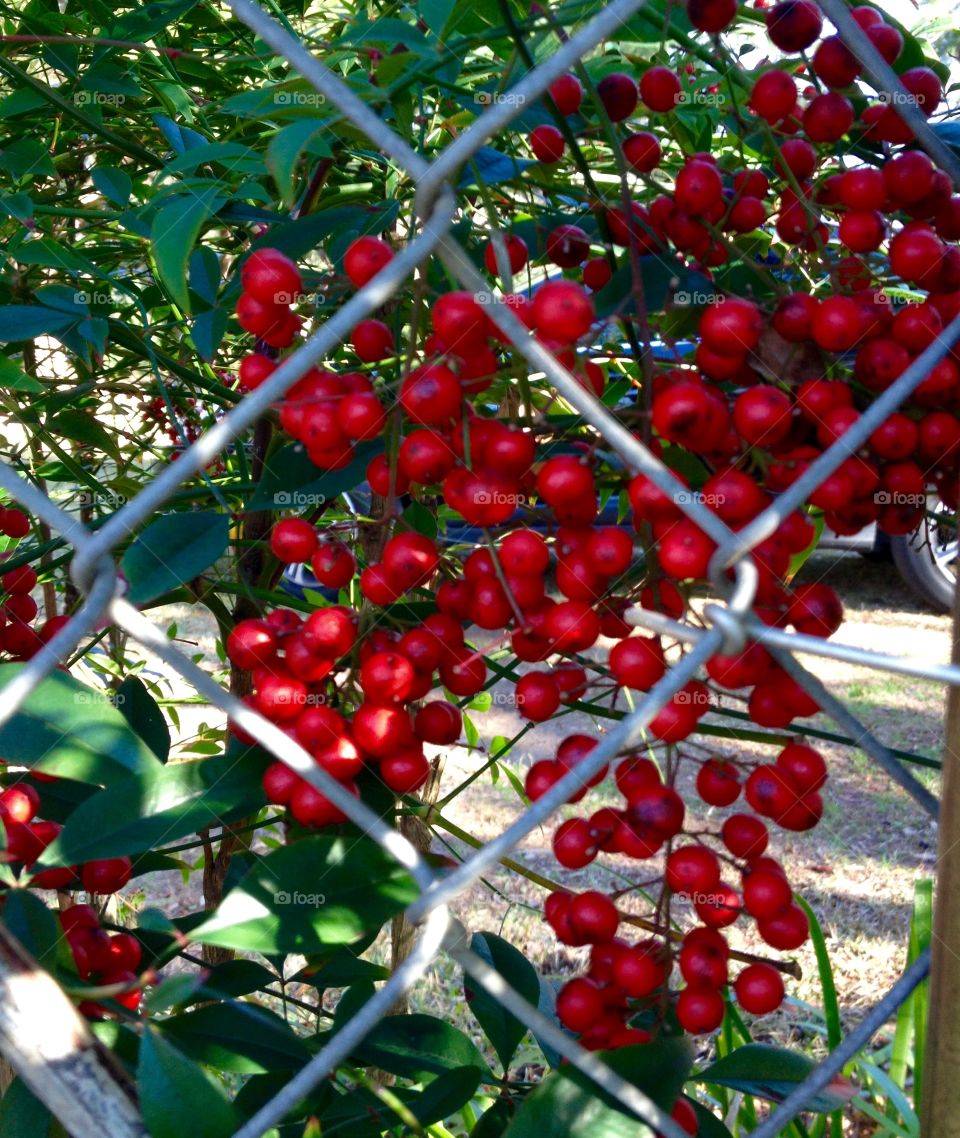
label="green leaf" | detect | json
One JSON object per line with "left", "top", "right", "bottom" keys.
{"left": 688, "top": 1100, "right": 733, "bottom": 1137}
{"left": 190, "top": 835, "right": 418, "bottom": 954}
{"left": 199, "top": 958, "right": 280, "bottom": 999}
{"left": 188, "top": 246, "right": 221, "bottom": 305}
{"left": 46, "top": 409, "right": 119, "bottom": 459}
{"left": 191, "top": 307, "right": 227, "bottom": 361}
{"left": 467, "top": 932, "right": 541, "bottom": 1072}
{"left": 290, "top": 948, "right": 390, "bottom": 989}
{"left": 355, "top": 1012, "right": 492, "bottom": 1082}
{"left": 163, "top": 142, "right": 264, "bottom": 177}
{"left": 1, "top": 891, "right": 60, "bottom": 966}
{"left": 1, "top": 138, "right": 55, "bottom": 178}
{"left": 122, "top": 510, "right": 230, "bottom": 604}
{"left": 0, "top": 1079, "right": 52, "bottom": 1138}
{"left": 251, "top": 439, "right": 383, "bottom": 510}
{"left": 696, "top": 1043, "right": 856, "bottom": 1113}
{"left": 39, "top": 746, "right": 267, "bottom": 867}
{"left": 138, "top": 1027, "right": 238, "bottom": 1138}
{"left": 0, "top": 193, "right": 34, "bottom": 225}
{"left": 593, "top": 259, "right": 714, "bottom": 319}
{"left": 319, "top": 1065, "right": 481, "bottom": 1136}
{"left": 0, "top": 305, "right": 75, "bottom": 342}
{"left": 459, "top": 146, "right": 535, "bottom": 189}
{"left": 0, "top": 88, "right": 47, "bottom": 118}
{"left": 504, "top": 1040, "right": 694, "bottom": 1138}
{"left": 0, "top": 355, "right": 43, "bottom": 392}
{"left": 415, "top": 0, "right": 459, "bottom": 35}
{"left": 266, "top": 119, "right": 333, "bottom": 207}
{"left": 403, "top": 500, "right": 438, "bottom": 539}
{"left": 151, "top": 188, "right": 224, "bottom": 312}
{"left": 245, "top": 204, "right": 400, "bottom": 268}
{"left": 115, "top": 676, "right": 171, "bottom": 762}
{"left": 91, "top": 165, "right": 132, "bottom": 206}
{"left": 142, "top": 972, "right": 208, "bottom": 1013}
{"left": 160, "top": 1002, "right": 310, "bottom": 1072}
{"left": 0, "top": 664, "right": 161, "bottom": 783}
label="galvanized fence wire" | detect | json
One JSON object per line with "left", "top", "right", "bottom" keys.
{"left": 0, "top": 0, "right": 954, "bottom": 1134}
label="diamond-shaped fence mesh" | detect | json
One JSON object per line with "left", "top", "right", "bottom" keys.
{"left": 0, "top": 1, "right": 956, "bottom": 1135}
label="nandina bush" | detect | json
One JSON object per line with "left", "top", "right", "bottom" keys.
{"left": 0, "top": 0, "right": 952, "bottom": 1134}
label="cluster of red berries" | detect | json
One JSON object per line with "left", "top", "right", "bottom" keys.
{"left": 58, "top": 902, "right": 143, "bottom": 1016}
{"left": 542, "top": 737, "right": 827, "bottom": 1047}
{"left": 0, "top": 778, "right": 133, "bottom": 895}
{"left": 141, "top": 392, "right": 204, "bottom": 449}
{"left": 230, "top": 522, "right": 473, "bottom": 826}
{"left": 235, "top": 247, "right": 304, "bottom": 350}
{"left": 217, "top": 0, "right": 960, "bottom": 1062}
{"left": 0, "top": 505, "right": 70, "bottom": 661}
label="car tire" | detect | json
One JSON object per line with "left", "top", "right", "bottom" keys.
{"left": 890, "top": 504, "right": 958, "bottom": 614}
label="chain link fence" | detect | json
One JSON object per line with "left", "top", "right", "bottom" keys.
{"left": 0, "top": 1, "right": 956, "bottom": 1135}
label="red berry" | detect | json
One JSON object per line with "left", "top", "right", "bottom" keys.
{"left": 380, "top": 748, "right": 430, "bottom": 794}
{"left": 414, "top": 700, "right": 462, "bottom": 745}
{"left": 597, "top": 72, "right": 639, "bottom": 121}
{"left": 688, "top": 0, "right": 737, "bottom": 33}
{"left": 227, "top": 619, "right": 277, "bottom": 670}
{"left": 81, "top": 857, "right": 132, "bottom": 895}
{"left": 722, "top": 813, "right": 769, "bottom": 859}
{"left": 351, "top": 319, "right": 394, "bottom": 362}
{"left": 623, "top": 132, "right": 662, "bottom": 173}
{"left": 515, "top": 671, "right": 561, "bottom": 722}
{"left": 270, "top": 518, "right": 318, "bottom": 564}
{"left": 241, "top": 247, "right": 302, "bottom": 305}
{"left": 735, "top": 962, "right": 785, "bottom": 1013}
{"left": 677, "top": 984, "right": 726, "bottom": 1033}
{"left": 697, "top": 759, "right": 742, "bottom": 806}
{"left": 530, "top": 124, "right": 565, "bottom": 164}
{"left": 765, "top": 0, "right": 822, "bottom": 52}
{"left": 531, "top": 280, "right": 594, "bottom": 343}
{"left": 568, "top": 891, "right": 620, "bottom": 943}
{"left": 609, "top": 635, "right": 666, "bottom": 691}
{"left": 640, "top": 67, "right": 682, "bottom": 113}
{"left": 743, "top": 868, "right": 793, "bottom": 919}
{"left": 344, "top": 236, "right": 393, "bottom": 287}
{"left": 613, "top": 941, "right": 666, "bottom": 996}
{"left": 484, "top": 234, "right": 528, "bottom": 276}
{"left": 666, "top": 845, "right": 722, "bottom": 896}
{"left": 549, "top": 74, "right": 583, "bottom": 115}
{"left": 556, "top": 976, "right": 605, "bottom": 1031}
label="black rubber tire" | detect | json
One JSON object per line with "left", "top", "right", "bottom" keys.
{"left": 890, "top": 522, "right": 956, "bottom": 613}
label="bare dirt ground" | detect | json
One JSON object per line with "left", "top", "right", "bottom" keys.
{"left": 133, "top": 547, "right": 948, "bottom": 1059}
